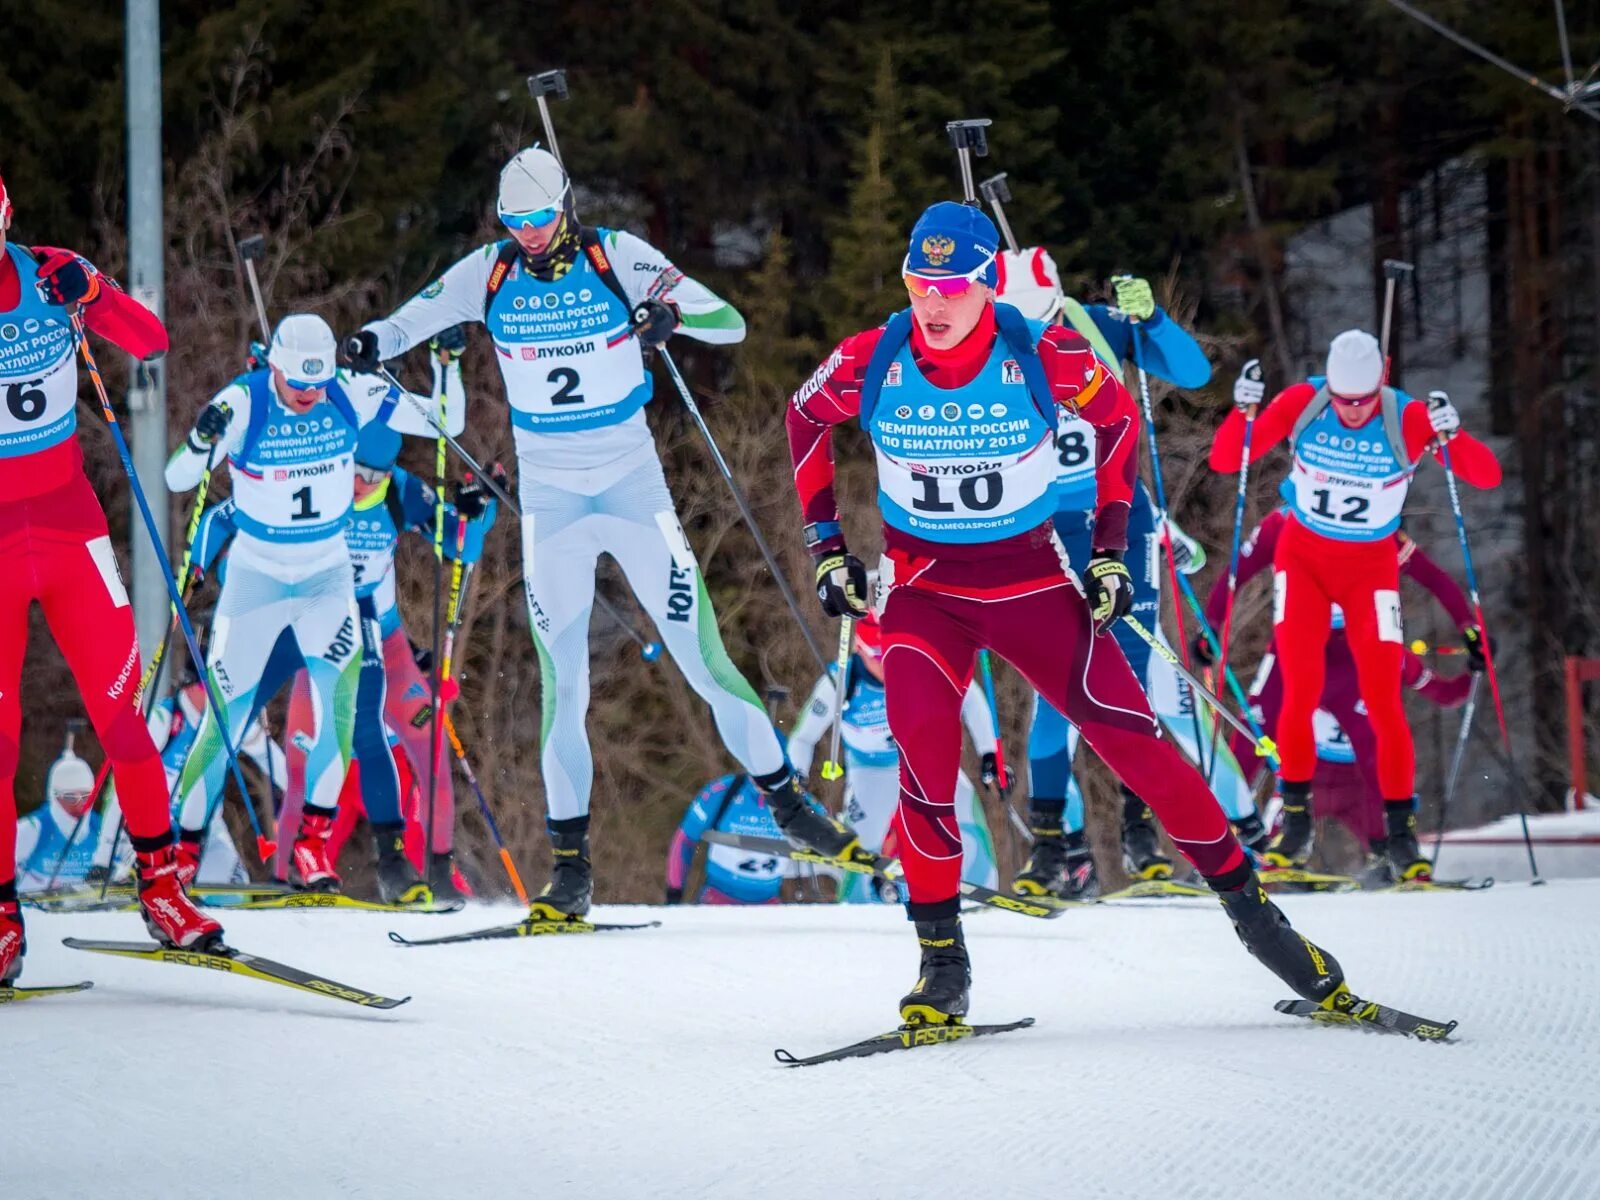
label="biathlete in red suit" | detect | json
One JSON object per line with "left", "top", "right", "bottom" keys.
{"left": 788, "top": 200, "right": 1350, "bottom": 1026}
{"left": 1197, "top": 510, "right": 1478, "bottom": 875}
{"left": 0, "top": 172, "right": 221, "bottom": 982}
{"left": 1210, "top": 333, "right": 1501, "bottom": 873}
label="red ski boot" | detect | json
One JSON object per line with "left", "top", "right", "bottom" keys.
{"left": 135, "top": 845, "right": 223, "bottom": 950}
{"left": 175, "top": 831, "right": 203, "bottom": 888}
{"left": 1, "top": 895, "right": 25, "bottom": 985}
{"left": 290, "top": 811, "right": 341, "bottom": 892}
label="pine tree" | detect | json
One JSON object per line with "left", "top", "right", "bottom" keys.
{"left": 822, "top": 49, "right": 918, "bottom": 344}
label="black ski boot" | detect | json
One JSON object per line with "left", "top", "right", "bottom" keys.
{"left": 1358, "top": 842, "right": 1397, "bottom": 889}
{"left": 372, "top": 823, "right": 432, "bottom": 906}
{"left": 759, "top": 771, "right": 866, "bottom": 864}
{"left": 1012, "top": 804, "right": 1072, "bottom": 896}
{"left": 1120, "top": 788, "right": 1173, "bottom": 880}
{"left": 1233, "top": 811, "right": 1273, "bottom": 857}
{"left": 1263, "top": 782, "right": 1314, "bottom": 868}
{"left": 899, "top": 916, "right": 971, "bottom": 1026}
{"left": 529, "top": 818, "right": 593, "bottom": 921}
{"left": 1214, "top": 867, "right": 1344, "bottom": 1004}
{"left": 1061, "top": 838, "right": 1100, "bottom": 900}
{"left": 1382, "top": 800, "right": 1432, "bottom": 882}
{"left": 427, "top": 852, "right": 467, "bottom": 904}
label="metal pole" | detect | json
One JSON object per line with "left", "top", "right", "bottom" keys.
{"left": 125, "top": 0, "right": 167, "bottom": 664}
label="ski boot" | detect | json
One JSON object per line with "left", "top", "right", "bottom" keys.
{"left": 289, "top": 810, "right": 342, "bottom": 893}
{"left": 1216, "top": 868, "right": 1344, "bottom": 1003}
{"left": 1012, "top": 814, "right": 1072, "bottom": 896}
{"left": 372, "top": 823, "right": 432, "bottom": 906}
{"left": 0, "top": 889, "right": 24, "bottom": 985}
{"left": 134, "top": 843, "right": 224, "bottom": 950}
{"left": 529, "top": 818, "right": 592, "bottom": 921}
{"left": 1262, "top": 783, "right": 1314, "bottom": 869}
{"left": 1357, "top": 843, "right": 1397, "bottom": 889}
{"left": 1014, "top": 826, "right": 1098, "bottom": 900}
{"left": 761, "top": 773, "right": 869, "bottom": 866}
{"left": 899, "top": 916, "right": 971, "bottom": 1026}
{"left": 175, "top": 829, "right": 204, "bottom": 888}
{"left": 1061, "top": 841, "right": 1100, "bottom": 900}
{"left": 427, "top": 852, "right": 467, "bottom": 904}
{"left": 1382, "top": 800, "right": 1432, "bottom": 882}
{"left": 1120, "top": 790, "right": 1173, "bottom": 881}
{"left": 1233, "top": 812, "right": 1273, "bottom": 858}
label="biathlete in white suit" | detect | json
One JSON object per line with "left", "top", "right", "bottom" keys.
{"left": 347, "top": 147, "right": 866, "bottom": 920}
{"left": 786, "top": 612, "right": 999, "bottom": 900}
{"left": 166, "top": 313, "right": 459, "bottom": 890}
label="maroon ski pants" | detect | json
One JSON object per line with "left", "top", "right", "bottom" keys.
{"left": 879, "top": 532, "right": 1245, "bottom": 916}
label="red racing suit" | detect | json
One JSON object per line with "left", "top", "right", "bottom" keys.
{"left": 1205, "top": 510, "right": 1476, "bottom": 840}
{"left": 0, "top": 240, "right": 174, "bottom": 881}
{"left": 1209, "top": 382, "right": 1500, "bottom": 802}
{"left": 790, "top": 304, "right": 1246, "bottom": 914}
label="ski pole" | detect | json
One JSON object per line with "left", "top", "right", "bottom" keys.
{"left": 596, "top": 592, "right": 662, "bottom": 660}
{"left": 977, "top": 650, "right": 1031, "bottom": 848}
{"left": 1210, "top": 360, "right": 1262, "bottom": 780}
{"left": 1434, "top": 427, "right": 1541, "bottom": 882}
{"left": 1170, "top": 571, "right": 1280, "bottom": 770}
{"left": 526, "top": 67, "right": 826, "bottom": 673}
{"left": 1378, "top": 258, "right": 1415, "bottom": 381}
{"left": 425, "top": 352, "right": 450, "bottom": 892}
{"left": 1130, "top": 330, "right": 1208, "bottom": 775}
{"left": 1121, "top": 615, "right": 1278, "bottom": 760}
{"left": 427, "top": 479, "right": 477, "bottom": 879}
{"left": 440, "top": 710, "right": 528, "bottom": 905}
{"left": 654, "top": 347, "right": 828, "bottom": 672}
{"left": 237, "top": 234, "right": 271, "bottom": 342}
{"left": 821, "top": 618, "right": 853, "bottom": 782}
{"left": 978, "top": 173, "right": 1021, "bottom": 254}
{"left": 1430, "top": 673, "right": 1481, "bottom": 868}
{"left": 70, "top": 312, "right": 275, "bottom": 861}
{"left": 945, "top": 119, "right": 992, "bottom": 207}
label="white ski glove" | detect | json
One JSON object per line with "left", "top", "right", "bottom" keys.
{"left": 1426, "top": 390, "right": 1460, "bottom": 439}
{"left": 1233, "top": 359, "right": 1265, "bottom": 411}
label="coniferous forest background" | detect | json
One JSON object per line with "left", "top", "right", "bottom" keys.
{"left": 3, "top": 0, "right": 1598, "bottom": 898}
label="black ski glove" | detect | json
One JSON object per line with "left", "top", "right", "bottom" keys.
{"left": 189, "top": 403, "right": 231, "bottom": 451}
{"left": 814, "top": 551, "right": 869, "bottom": 620}
{"left": 979, "top": 752, "right": 1014, "bottom": 799}
{"left": 632, "top": 298, "right": 680, "bottom": 348}
{"left": 1462, "top": 624, "right": 1491, "bottom": 674}
{"left": 1084, "top": 551, "right": 1133, "bottom": 635}
{"left": 430, "top": 324, "right": 468, "bottom": 359}
{"left": 453, "top": 464, "right": 507, "bottom": 520}
{"left": 1190, "top": 633, "right": 1216, "bottom": 668}
{"left": 343, "top": 330, "right": 381, "bottom": 373}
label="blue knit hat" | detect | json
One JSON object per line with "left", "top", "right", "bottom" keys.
{"left": 905, "top": 201, "right": 1000, "bottom": 285}
{"left": 355, "top": 420, "right": 402, "bottom": 471}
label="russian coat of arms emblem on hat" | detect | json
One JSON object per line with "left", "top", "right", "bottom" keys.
{"left": 920, "top": 235, "right": 957, "bottom": 267}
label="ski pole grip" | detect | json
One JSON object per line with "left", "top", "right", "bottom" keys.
{"left": 527, "top": 69, "right": 569, "bottom": 100}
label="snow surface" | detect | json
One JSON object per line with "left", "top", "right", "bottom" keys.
{"left": 8, "top": 888, "right": 1600, "bottom": 1200}
{"left": 1434, "top": 809, "right": 1600, "bottom": 882}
